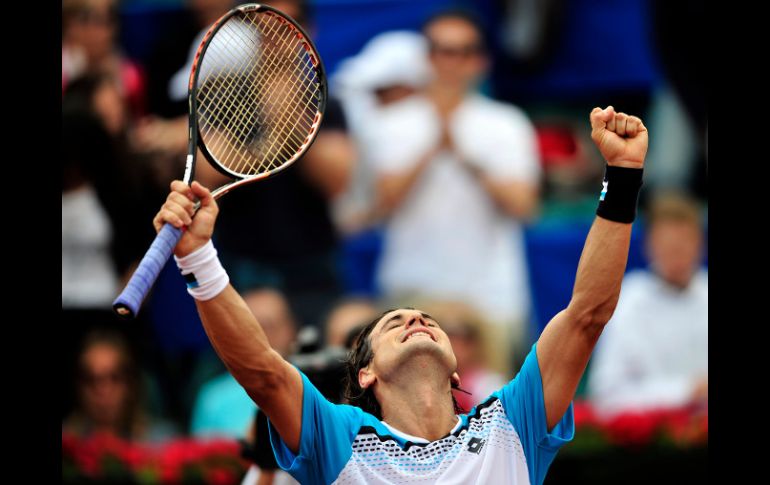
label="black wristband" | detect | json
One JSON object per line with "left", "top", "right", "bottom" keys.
{"left": 596, "top": 165, "right": 643, "bottom": 223}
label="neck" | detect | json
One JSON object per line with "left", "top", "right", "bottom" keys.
{"left": 376, "top": 356, "right": 457, "bottom": 441}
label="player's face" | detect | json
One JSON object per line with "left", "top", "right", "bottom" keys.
{"left": 367, "top": 308, "right": 457, "bottom": 378}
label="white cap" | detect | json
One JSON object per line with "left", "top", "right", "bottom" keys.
{"left": 332, "top": 30, "right": 429, "bottom": 92}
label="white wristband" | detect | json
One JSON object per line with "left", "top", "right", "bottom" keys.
{"left": 173, "top": 240, "right": 229, "bottom": 301}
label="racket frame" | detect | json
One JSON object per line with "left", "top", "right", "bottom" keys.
{"left": 185, "top": 3, "right": 328, "bottom": 201}
{"left": 112, "top": 3, "right": 327, "bottom": 318}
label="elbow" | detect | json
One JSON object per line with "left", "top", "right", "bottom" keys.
{"left": 228, "top": 351, "right": 285, "bottom": 398}
{"left": 566, "top": 299, "right": 617, "bottom": 333}
{"left": 248, "top": 373, "right": 283, "bottom": 403}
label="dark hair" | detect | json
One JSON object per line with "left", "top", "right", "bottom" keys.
{"left": 343, "top": 308, "right": 467, "bottom": 420}
{"left": 62, "top": 73, "right": 119, "bottom": 190}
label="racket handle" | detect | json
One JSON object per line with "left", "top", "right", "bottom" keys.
{"left": 112, "top": 224, "right": 184, "bottom": 318}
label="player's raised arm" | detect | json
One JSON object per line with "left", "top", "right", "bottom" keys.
{"left": 156, "top": 180, "right": 304, "bottom": 453}
{"left": 536, "top": 106, "right": 648, "bottom": 430}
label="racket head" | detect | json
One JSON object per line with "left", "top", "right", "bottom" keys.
{"left": 187, "top": 3, "right": 327, "bottom": 186}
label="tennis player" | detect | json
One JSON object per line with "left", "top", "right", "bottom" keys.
{"left": 156, "top": 106, "right": 647, "bottom": 484}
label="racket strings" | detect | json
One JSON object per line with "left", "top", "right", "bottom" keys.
{"left": 198, "top": 19, "right": 278, "bottom": 164}
{"left": 234, "top": 15, "right": 317, "bottom": 173}
{"left": 203, "top": 30, "right": 270, "bottom": 165}
{"left": 232, "top": 22, "right": 316, "bottom": 173}
{"left": 199, "top": 21, "right": 278, "bottom": 169}
{"left": 196, "top": 11, "right": 321, "bottom": 177}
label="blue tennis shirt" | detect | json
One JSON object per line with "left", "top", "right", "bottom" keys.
{"left": 268, "top": 343, "right": 574, "bottom": 484}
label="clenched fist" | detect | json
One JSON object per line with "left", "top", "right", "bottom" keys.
{"left": 153, "top": 180, "right": 219, "bottom": 258}
{"left": 590, "top": 106, "right": 648, "bottom": 169}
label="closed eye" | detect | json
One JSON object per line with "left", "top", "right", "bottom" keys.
{"left": 381, "top": 313, "right": 440, "bottom": 333}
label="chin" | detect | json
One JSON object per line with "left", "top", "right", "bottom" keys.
{"left": 401, "top": 340, "right": 452, "bottom": 364}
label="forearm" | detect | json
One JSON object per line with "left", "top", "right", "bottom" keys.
{"left": 568, "top": 108, "right": 646, "bottom": 324}
{"left": 535, "top": 106, "right": 647, "bottom": 430}
{"left": 196, "top": 285, "right": 283, "bottom": 392}
{"left": 567, "top": 217, "right": 631, "bottom": 330}
{"left": 537, "top": 218, "right": 631, "bottom": 429}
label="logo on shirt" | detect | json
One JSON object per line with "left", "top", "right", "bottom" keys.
{"left": 600, "top": 181, "right": 608, "bottom": 201}
{"left": 466, "top": 437, "right": 486, "bottom": 454}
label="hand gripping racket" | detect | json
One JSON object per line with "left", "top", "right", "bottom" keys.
{"left": 113, "top": 3, "right": 326, "bottom": 318}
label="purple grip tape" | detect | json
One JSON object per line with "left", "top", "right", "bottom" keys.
{"left": 112, "top": 224, "right": 183, "bottom": 318}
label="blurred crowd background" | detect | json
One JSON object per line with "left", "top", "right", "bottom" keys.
{"left": 62, "top": 0, "right": 707, "bottom": 483}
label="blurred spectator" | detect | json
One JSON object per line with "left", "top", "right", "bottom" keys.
{"left": 331, "top": 31, "right": 430, "bottom": 233}
{"left": 63, "top": 328, "right": 177, "bottom": 442}
{"left": 62, "top": 0, "right": 146, "bottom": 119}
{"left": 417, "top": 300, "right": 506, "bottom": 411}
{"left": 190, "top": 288, "right": 298, "bottom": 439}
{"left": 324, "top": 297, "right": 379, "bottom": 349}
{"left": 62, "top": 73, "right": 161, "bottom": 420}
{"left": 135, "top": 0, "right": 236, "bottom": 159}
{"left": 587, "top": 192, "right": 708, "bottom": 418}
{"left": 62, "top": 109, "right": 120, "bottom": 310}
{"left": 62, "top": 74, "right": 157, "bottom": 310}
{"left": 142, "top": 0, "right": 235, "bottom": 118}
{"left": 367, "top": 9, "right": 541, "bottom": 373}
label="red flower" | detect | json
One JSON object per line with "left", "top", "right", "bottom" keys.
{"left": 572, "top": 400, "right": 599, "bottom": 428}
{"left": 159, "top": 461, "right": 182, "bottom": 484}
{"left": 663, "top": 409, "right": 708, "bottom": 445}
{"left": 63, "top": 434, "right": 250, "bottom": 483}
{"left": 71, "top": 439, "right": 102, "bottom": 477}
{"left": 206, "top": 468, "right": 237, "bottom": 485}
{"left": 119, "top": 443, "right": 147, "bottom": 471}
{"left": 604, "top": 412, "right": 660, "bottom": 446}
{"left": 62, "top": 432, "right": 78, "bottom": 457}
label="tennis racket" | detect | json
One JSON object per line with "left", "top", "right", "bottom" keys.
{"left": 113, "top": 3, "right": 326, "bottom": 318}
